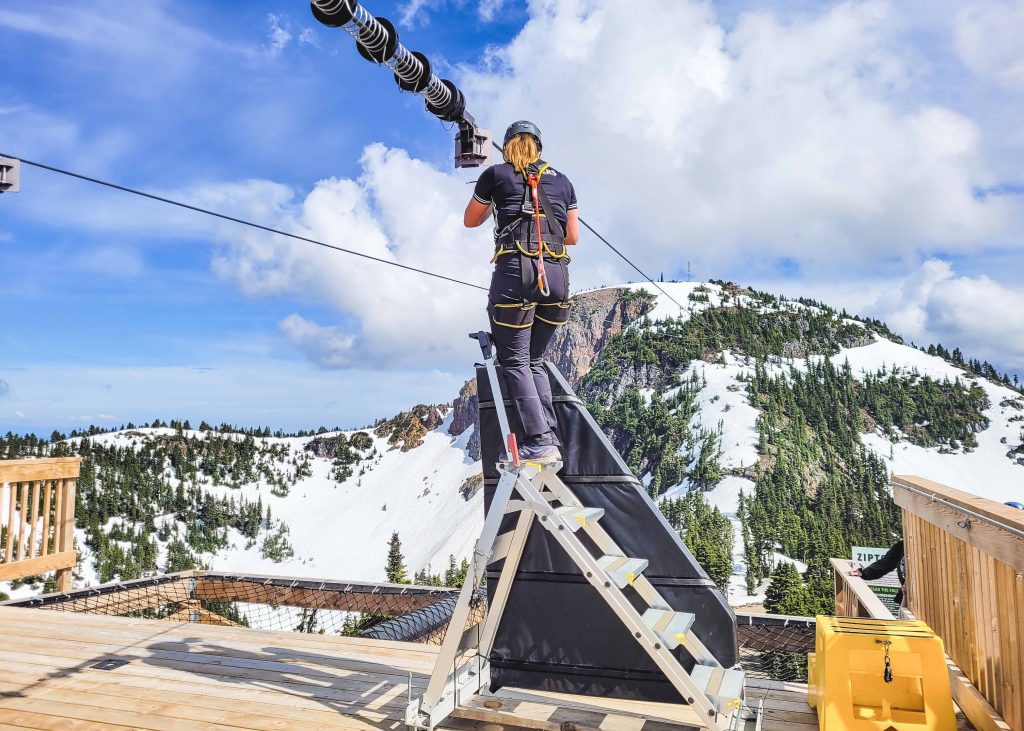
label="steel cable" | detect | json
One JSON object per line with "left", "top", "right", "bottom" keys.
{"left": 2, "top": 153, "right": 487, "bottom": 292}
{"left": 6, "top": 151, "right": 724, "bottom": 346}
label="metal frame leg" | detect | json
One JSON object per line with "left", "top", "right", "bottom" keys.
{"left": 477, "top": 509, "right": 533, "bottom": 659}
{"left": 411, "top": 469, "right": 519, "bottom": 728}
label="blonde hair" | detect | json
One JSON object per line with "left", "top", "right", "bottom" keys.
{"left": 503, "top": 134, "right": 540, "bottom": 172}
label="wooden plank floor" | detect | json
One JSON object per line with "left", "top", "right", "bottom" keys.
{"left": 0, "top": 606, "right": 815, "bottom": 731}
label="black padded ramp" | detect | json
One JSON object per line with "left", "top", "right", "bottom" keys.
{"left": 479, "top": 362, "right": 739, "bottom": 703}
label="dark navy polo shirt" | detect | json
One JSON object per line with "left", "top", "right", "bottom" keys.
{"left": 473, "top": 161, "right": 578, "bottom": 233}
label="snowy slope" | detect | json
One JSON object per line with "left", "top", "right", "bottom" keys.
{"left": 834, "top": 338, "right": 1024, "bottom": 504}
{"left": 14, "top": 419, "right": 485, "bottom": 594}
{"left": 208, "top": 418, "right": 483, "bottom": 582}
{"left": 623, "top": 282, "right": 1024, "bottom": 605}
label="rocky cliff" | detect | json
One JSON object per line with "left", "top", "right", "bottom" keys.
{"left": 547, "top": 288, "right": 656, "bottom": 387}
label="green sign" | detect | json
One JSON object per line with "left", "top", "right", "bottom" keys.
{"left": 852, "top": 545, "right": 901, "bottom": 616}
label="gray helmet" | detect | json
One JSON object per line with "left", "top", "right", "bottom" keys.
{"left": 503, "top": 120, "right": 542, "bottom": 151}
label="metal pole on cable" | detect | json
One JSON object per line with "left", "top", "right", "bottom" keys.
{"left": 309, "top": 0, "right": 490, "bottom": 168}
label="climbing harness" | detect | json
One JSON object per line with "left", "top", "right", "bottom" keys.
{"left": 488, "top": 160, "right": 571, "bottom": 329}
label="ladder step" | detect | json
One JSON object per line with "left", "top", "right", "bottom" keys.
{"left": 555, "top": 506, "right": 604, "bottom": 531}
{"left": 690, "top": 665, "right": 745, "bottom": 714}
{"left": 596, "top": 556, "right": 648, "bottom": 588}
{"left": 642, "top": 608, "right": 695, "bottom": 650}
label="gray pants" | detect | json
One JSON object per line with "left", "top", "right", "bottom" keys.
{"left": 487, "top": 253, "right": 570, "bottom": 448}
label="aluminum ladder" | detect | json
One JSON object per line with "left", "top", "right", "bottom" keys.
{"left": 405, "top": 332, "right": 762, "bottom": 731}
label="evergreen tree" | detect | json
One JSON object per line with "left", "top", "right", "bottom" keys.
{"left": 385, "top": 532, "right": 409, "bottom": 584}
{"left": 444, "top": 555, "right": 470, "bottom": 588}
{"left": 764, "top": 561, "right": 809, "bottom": 615}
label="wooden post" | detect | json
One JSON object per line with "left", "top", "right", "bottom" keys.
{"left": 16, "top": 482, "right": 28, "bottom": 561}
{"left": 3, "top": 480, "right": 14, "bottom": 563}
{"left": 892, "top": 475, "right": 1022, "bottom": 731}
{"left": 52, "top": 476, "right": 64, "bottom": 562}
{"left": 54, "top": 477, "right": 77, "bottom": 593}
{"left": 28, "top": 479, "right": 40, "bottom": 560}
{"left": 41, "top": 479, "right": 53, "bottom": 556}
{"left": 831, "top": 557, "right": 893, "bottom": 619}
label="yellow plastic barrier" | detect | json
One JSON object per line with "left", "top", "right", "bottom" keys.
{"left": 808, "top": 616, "right": 956, "bottom": 731}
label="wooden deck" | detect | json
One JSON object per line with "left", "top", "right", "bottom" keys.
{"left": 0, "top": 606, "right": 817, "bottom": 731}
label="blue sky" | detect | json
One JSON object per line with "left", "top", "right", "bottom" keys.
{"left": 2, "top": 0, "right": 1022, "bottom": 435}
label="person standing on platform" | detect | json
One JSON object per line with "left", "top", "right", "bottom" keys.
{"left": 464, "top": 121, "right": 579, "bottom": 465}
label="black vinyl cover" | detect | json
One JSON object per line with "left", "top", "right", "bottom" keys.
{"left": 479, "top": 362, "right": 739, "bottom": 703}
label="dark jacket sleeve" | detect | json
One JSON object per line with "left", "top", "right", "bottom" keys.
{"left": 859, "top": 540, "right": 904, "bottom": 581}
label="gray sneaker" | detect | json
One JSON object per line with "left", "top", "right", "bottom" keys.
{"left": 518, "top": 444, "right": 562, "bottom": 465}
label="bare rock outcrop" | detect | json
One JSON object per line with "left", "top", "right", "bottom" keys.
{"left": 375, "top": 405, "right": 445, "bottom": 452}
{"left": 548, "top": 288, "right": 655, "bottom": 387}
{"left": 447, "top": 379, "right": 481, "bottom": 460}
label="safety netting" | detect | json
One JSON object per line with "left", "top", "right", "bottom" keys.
{"left": 735, "top": 613, "right": 815, "bottom": 683}
{"left": 2, "top": 570, "right": 466, "bottom": 640}
{"left": 3, "top": 571, "right": 814, "bottom": 682}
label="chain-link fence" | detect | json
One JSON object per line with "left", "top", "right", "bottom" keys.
{"left": 736, "top": 613, "right": 815, "bottom": 682}
{"left": 3, "top": 572, "right": 814, "bottom": 682}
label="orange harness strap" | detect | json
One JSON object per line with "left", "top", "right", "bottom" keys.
{"left": 527, "top": 173, "right": 550, "bottom": 297}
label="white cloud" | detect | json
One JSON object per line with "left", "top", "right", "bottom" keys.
{"left": 954, "top": 1, "right": 1024, "bottom": 91}
{"left": 298, "top": 28, "right": 321, "bottom": 49}
{"left": 870, "top": 259, "right": 1024, "bottom": 365}
{"left": 208, "top": 145, "right": 488, "bottom": 369}
{"left": 74, "top": 245, "right": 145, "bottom": 279}
{"left": 0, "top": 360, "right": 465, "bottom": 434}
{"left": 478, "top": 0, "right": 507, "bottom": 22}
{"left": 399, "top": 0, "right": 440, "bottom": 27}
{"left": 199, "top": 0, "right": 1024, "bottom": 372}
{"left": 0, "top": 3, "right": 256, "bottom": 87}
{"left": 11, "top": 1, "right": 1019, "bottom": 376}
{"left": 279, "top": 314, "right": 355, "bottom": 368}
{"left": 266, "top": 14, "right": 292, "bottom": 58}
{"left": 458, "top": 0, "right": 1020, "bottom": 276}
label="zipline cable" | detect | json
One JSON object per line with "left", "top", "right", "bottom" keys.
{"left": 6, "top": 152, "right": 705, "bottom": 332}
{"left": 2, "top": 153, "right": 487, "bottom": 293}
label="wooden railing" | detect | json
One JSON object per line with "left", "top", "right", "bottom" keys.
{"left": 830, "top": 557, "right": 895, "bottom": 619}
{"left": 0, "top": 457, "right": 79, "bottom": 592}
{"left": 893, "top": 475, "right": 1022, "bottom": 731}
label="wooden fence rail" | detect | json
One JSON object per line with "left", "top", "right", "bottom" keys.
{"left": 893, "top": 475, "right": 1021, "bottom": 731}
{"left": 831, "top": 557, "right": 895, "bottom": 619}
{"left": 0, "top": 457, "right": 79, "bottom": 592}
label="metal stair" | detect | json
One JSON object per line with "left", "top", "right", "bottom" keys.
{"left": 405, "top": 332, "right": 762, "bottom": 731}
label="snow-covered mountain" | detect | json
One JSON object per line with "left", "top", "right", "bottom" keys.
{"left": 83, "top": 419, "right": 482, "bottom": 589}
{"left": 4, "top": 281, "right": 1021, "bottom": 609}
